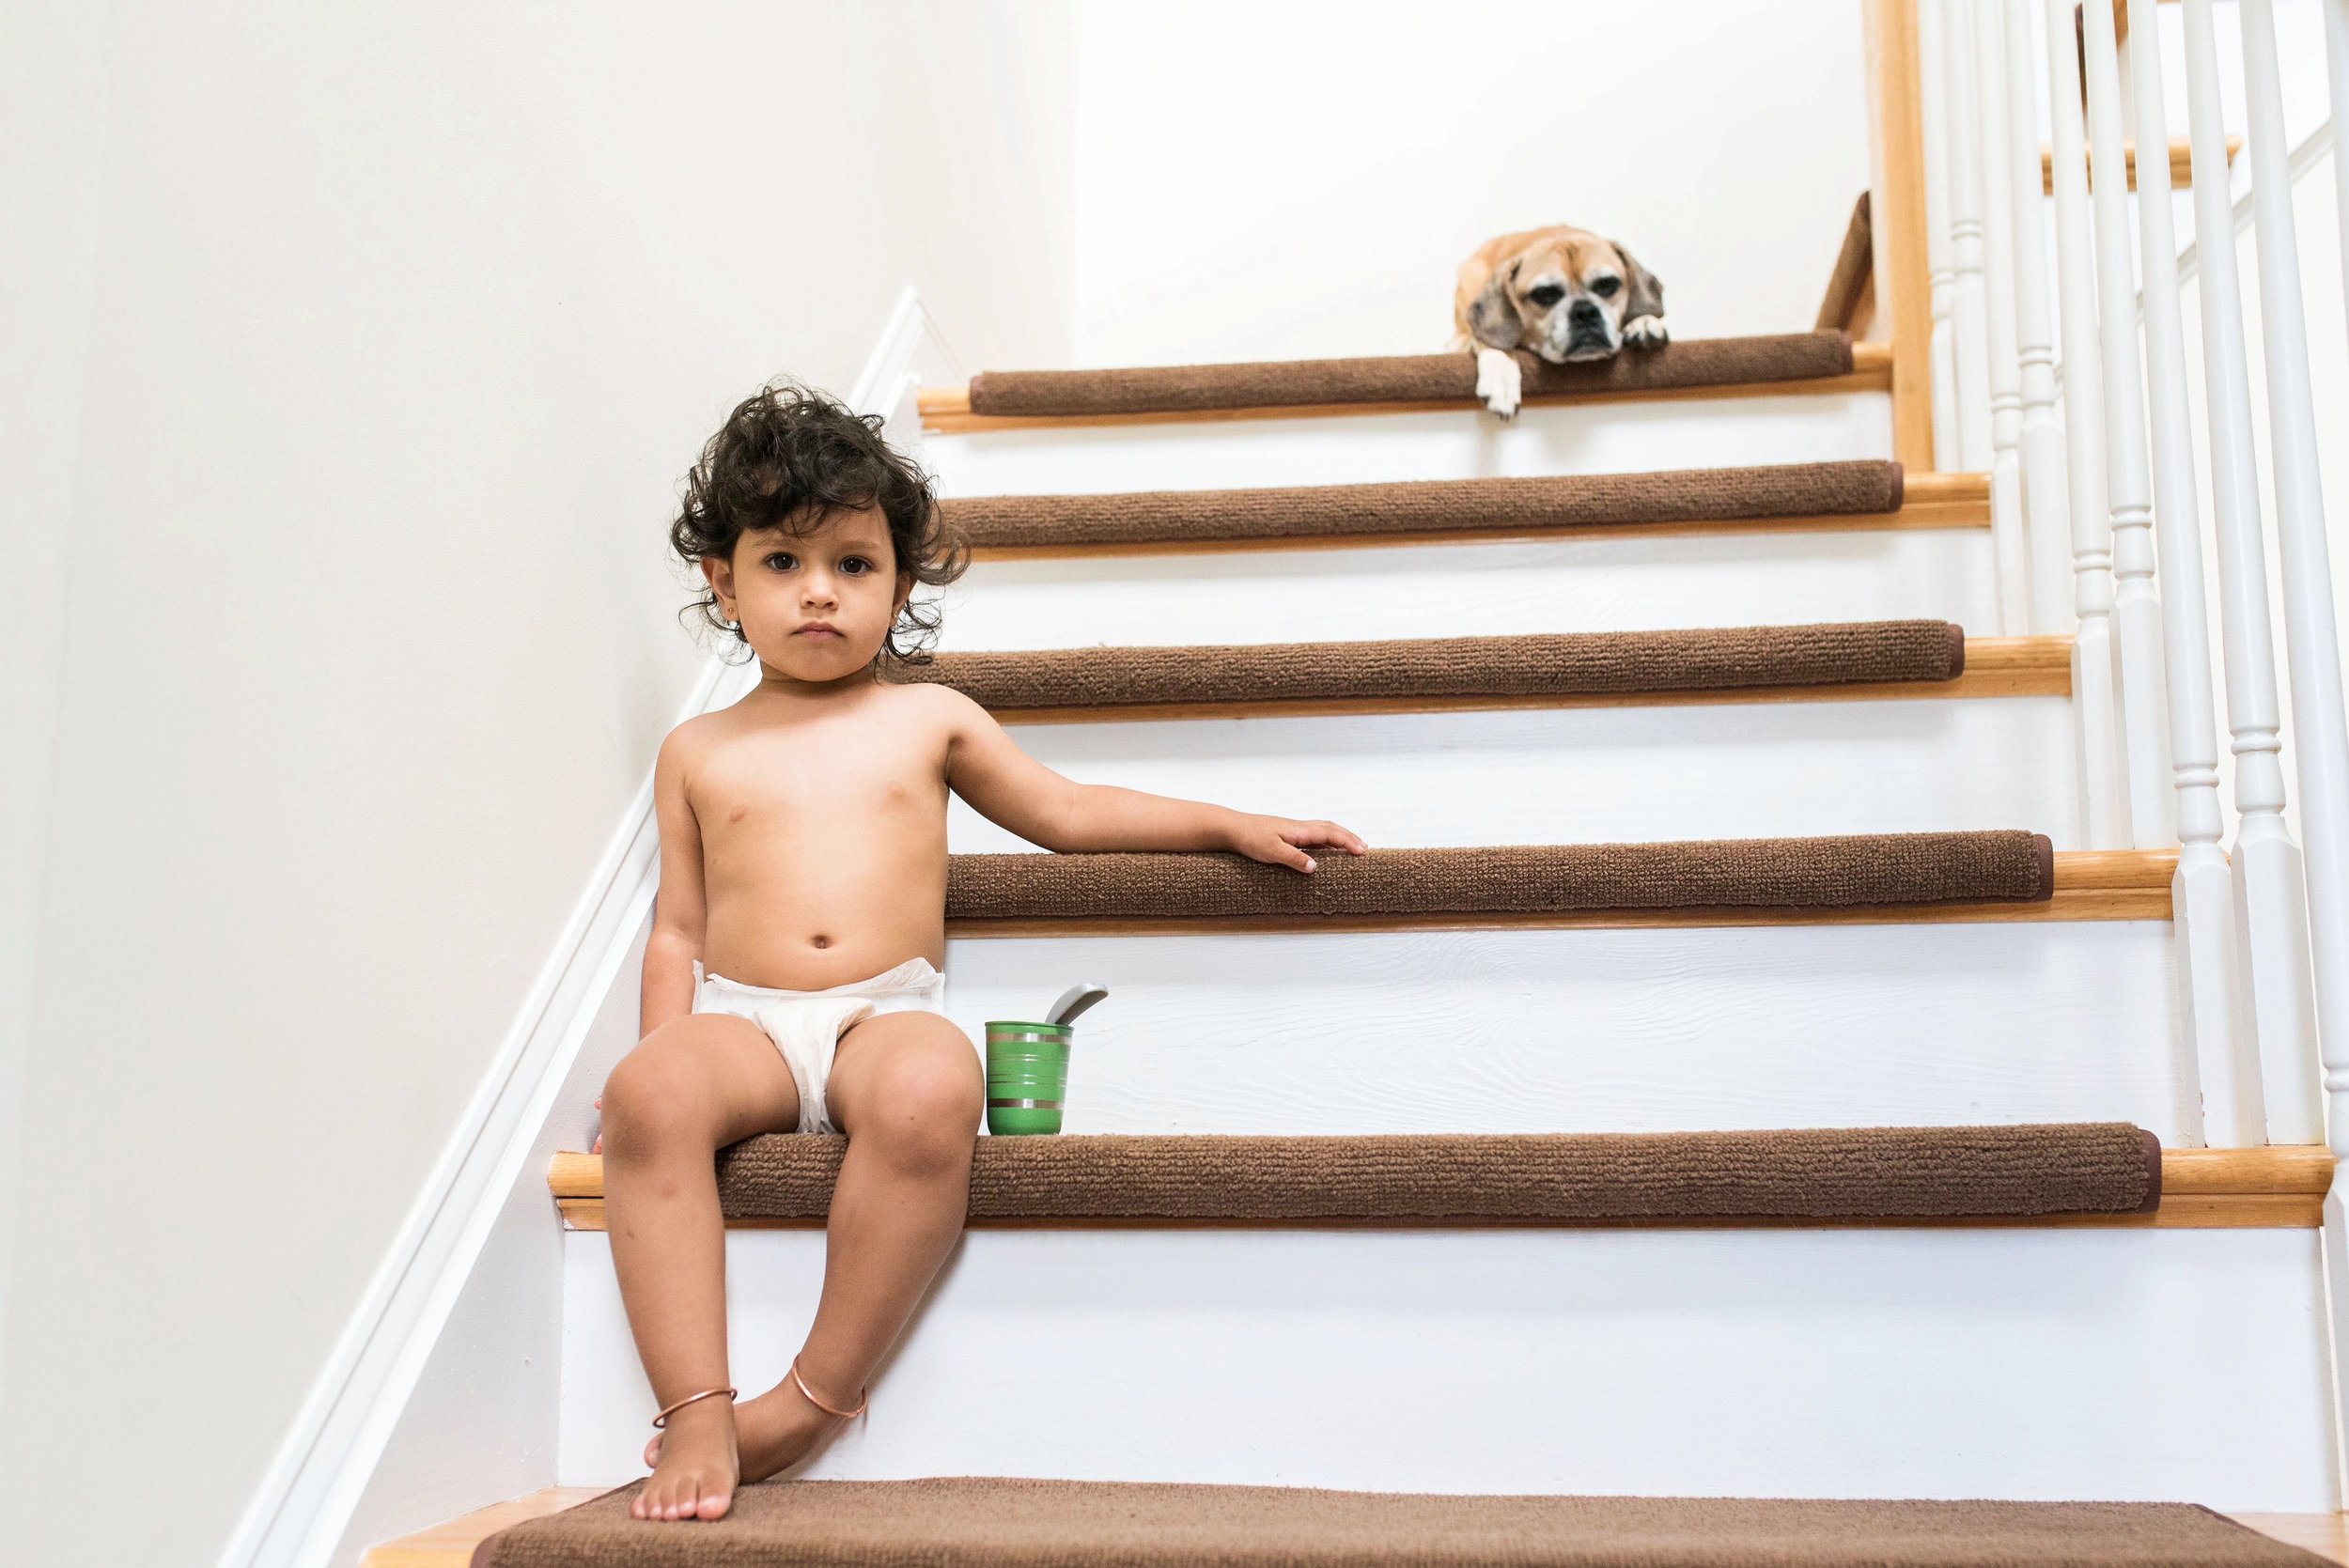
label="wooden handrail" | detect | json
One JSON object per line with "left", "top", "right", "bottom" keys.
{"left": 1861, "top": 0, "right": 1937, "bottom": 471}
{"left": 1817, "top": 193, "right": 1876, "bottom": 333}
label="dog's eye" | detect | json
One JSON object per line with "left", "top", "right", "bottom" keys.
{"left": 1525, "top": 284, "right": 1566, "bottom": 307}
{"left": 1590, "top": 276, "right": 1622, "bottom": 298}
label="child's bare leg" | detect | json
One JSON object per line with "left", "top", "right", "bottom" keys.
{"left": 725, "top": 1011, "right": 981, "bottom": 1482}
{"left": 599, "top": 1013, "right": 800, "bottom": 1522}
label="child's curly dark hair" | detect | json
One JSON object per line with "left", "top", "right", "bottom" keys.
{"left": 670, "top": 380, "right": 967, "bottom": 665}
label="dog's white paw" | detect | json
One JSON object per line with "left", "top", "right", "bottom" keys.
{"left": 1475, "top": 347, "right": 1521, "bottom": 419}
{"left": 1624, "top": 314, "right": 1669, "bottom": 349}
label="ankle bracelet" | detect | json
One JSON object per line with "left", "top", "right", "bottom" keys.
{"left": 649, "top": 1385, "right": 737, "bottom": 1428}
{"left": 789, "top": 1356, "right": 868, "bottom": 1421}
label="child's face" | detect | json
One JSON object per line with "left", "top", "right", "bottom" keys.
{"left": 704, "top": 505, "right": 911, "bottom": 682}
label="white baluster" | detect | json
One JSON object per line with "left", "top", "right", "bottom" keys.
{"left": 1973, "top": 0, "right": 2030, "bottom": 633}
{"left": 1942, "top": 0, "right": 1994, "bottom": 471}
{"left": 2243, "top": 0, "right": 2349, "bottom": 1144}
{"left": 1918, "top": 0, "right": 1961, "bottom": 470}
{"left": 2241, "top": 0, "right": 2349, "bottom": 1477}
{"left": 2042, "top": 0, "right": 2130, "bottom": 847}
{"left": 2181, "top": 0, "right": 2316, "bottom": 1146}
{"left": 2331, "top": 0, "right": 2349, "bottom": 349}
{"left": 2127, "top": 0, "right": 2250, "bottom": 1146}
{"left": 2001, "top": 0, "right": 2074, "bottom": 637}
{"left": 2079, "top": 0, "right": 2177, "bottom": 848}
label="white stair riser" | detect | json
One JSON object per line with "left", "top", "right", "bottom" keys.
{"left": 937, "top": 923, "right": 2185, "bottom": 1140}
{"left": 947, "top": 699, "right": 2078, "bottom": 851}
{"left": 925, "top": 393, "right": 1892, "bottom": 496}
{"left": 932, "top": 531, "right": 1995, "bottom": 648}
{"left": 558, "top": 1227, "right": 2332, "bottom": 1509}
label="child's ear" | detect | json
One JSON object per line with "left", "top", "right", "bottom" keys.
{"left": 894, "top": 569, "right": 914, "bottom": 616}
{"left": 701, "top": 554, "right": 737, "bottom": 621}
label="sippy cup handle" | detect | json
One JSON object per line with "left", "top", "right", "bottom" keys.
{"left": 1046, "top": 983, "right": 1110, "bottom": 1027}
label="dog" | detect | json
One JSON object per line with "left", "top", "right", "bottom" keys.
{"left": 1453, "top": 226, "right": 1667, "bottom": 417}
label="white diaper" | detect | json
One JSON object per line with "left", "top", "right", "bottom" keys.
{"left": 692, "top": 955, "right": 955, "bottom": 1135}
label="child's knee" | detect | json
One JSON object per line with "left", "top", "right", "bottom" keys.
{"left": 600, "top": 1045, "right": 719, "bottom": 1157}
{"left": 864, "top": 1043, "right": 982, "bottom": 1167}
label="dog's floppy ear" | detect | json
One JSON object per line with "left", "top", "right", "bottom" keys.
{"left": 1468, "top": 258, "right": 1524, "bottom": 349}
{"left": 1616, "top": 242, "right": 1665, "bottom": 321}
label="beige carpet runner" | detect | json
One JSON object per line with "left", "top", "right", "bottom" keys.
{"left": 704, "top": 1125, "right": 2159, "bottom": 1224}
{"left": 471, "top": 1475, "right": 2324, "bottom": 1568}
{"left": 945, "top": 831, "right": 2053, "bottom": 923}
{"left": 904, "top": 620, "right": 1966, "bottom": 712}
{"left": 941, "top": 459, "right": 1903, "bottom": 550}
{"left": 964, "top": 331, "right": 1857, "bottom": 417}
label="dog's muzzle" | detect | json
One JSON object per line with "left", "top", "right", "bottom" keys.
{"left": 1562, "top": 299, "right": 1616, "bottom": 361}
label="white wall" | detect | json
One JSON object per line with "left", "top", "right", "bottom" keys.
{"left": 1066, "top": 0, "right": 1873, "bottom": 366}
{"left": 0, "top": 5, "right": 1074, "bottom": 1566}
{"left": 0, "top": 0, "right": 110, "bottom": 1392}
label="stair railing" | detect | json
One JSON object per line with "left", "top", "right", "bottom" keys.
{"left": 1906, "top": 0, "right": 2341, "bottom": 1151}
{"left": 1896, "top": 0, "right": 2349, "bottom": 1483}
{"left": 2175, "top": 0, "right": 2320, "bottom": 1152}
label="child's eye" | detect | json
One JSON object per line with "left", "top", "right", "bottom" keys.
{"left": 840, "top": 556, "right": 872, "bottom": 575}
{"left": 763, "top": 551, "right": 796, "bottom": 570}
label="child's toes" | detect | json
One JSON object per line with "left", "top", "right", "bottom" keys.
{"left": 695, "top": 1484, "right": 733, "bottom": 1521}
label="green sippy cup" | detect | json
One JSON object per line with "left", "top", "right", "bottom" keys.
{"left": 985, "top": 983, "right": 1108, "bottom": 1135}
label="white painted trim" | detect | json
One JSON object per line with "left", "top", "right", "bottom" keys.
{"left": 212, "top": 287, "right": 954, "bottom": 1568}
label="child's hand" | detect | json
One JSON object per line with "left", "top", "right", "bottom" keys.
{"left": 1226, "top": 814, "right": 1368, "bottom": 875}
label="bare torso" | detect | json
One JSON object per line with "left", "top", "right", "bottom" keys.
{"left": 678, "top": 680, "right": 951, "bottom": 991}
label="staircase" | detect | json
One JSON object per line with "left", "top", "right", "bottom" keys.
{"left": 358, "top": 330, "right": 2334, "bottom": 1565}
{"left": 357, "top": 2, "right": 2349, "bottom": 1558}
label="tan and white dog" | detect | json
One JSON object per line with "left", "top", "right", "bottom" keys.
{"left": 1453, "top": 225, "right": 1667, "bottom": 417}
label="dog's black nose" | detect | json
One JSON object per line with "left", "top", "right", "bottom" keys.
{"left": 1569, "top": 299, "right": 1604, "bottom": 326}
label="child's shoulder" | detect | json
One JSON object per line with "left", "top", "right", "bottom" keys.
{"left": 654, "top": 707, "right": 731, "bottom": 774}
{"left": 879, "top": 676, "right": 993, "bottom": 737}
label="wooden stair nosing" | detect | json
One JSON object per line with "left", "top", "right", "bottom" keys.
{"left": 972, "top": 633, "right": 2071, "bottom": 726}
{"left": 923, "top": 343, "right": 1897, "bottom": 432}
{"left": 547, "top": 1145, "right": 2330, "bottom": 1234}
{"left": 364, "top": 1491, "right": 2349, "bottom": 1568}
{"left": 966, "top": 472, "right": 1993, "bottom": 561}
{"left": 2039, "top": 133, "right": 2241, "bottom": 194}
{"left": 943, "top": 850, "right": 2179, "bottom": 937}
{"left": 362, "top": 1488, "right": 608, "bottom": 1568}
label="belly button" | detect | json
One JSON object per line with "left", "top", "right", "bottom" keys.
{"left": 811, "top": 934, "right": 832, "bottom": 949}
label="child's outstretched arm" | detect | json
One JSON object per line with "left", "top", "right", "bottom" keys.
{"left": 641, "top": 728, "right": 708, "bottom": 1035}
{"left": 936, "top": 688, "right": 1366, "bottom": 872}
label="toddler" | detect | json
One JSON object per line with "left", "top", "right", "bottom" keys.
{"left": 599, "top": 382, "right": 1364, "bottom": 1522}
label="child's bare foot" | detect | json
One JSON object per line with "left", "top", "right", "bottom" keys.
{"left": 643, "top": 1374, "right": 850, "bottom": 1483}
{"left": 633, "top": 1396, "right": 738, "bottom": 1521}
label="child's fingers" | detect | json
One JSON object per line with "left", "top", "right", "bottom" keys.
{"left": 1257, "top": 833, "right": 1317, "bottom": 873}
{"left": 1284, "top": 820, "right": 1367, "bottom": 853}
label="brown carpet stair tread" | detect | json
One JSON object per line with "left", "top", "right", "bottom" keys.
{"left": 551, "top": 1142, "right": 2320, "bottom": 1232}
{"left": 933, "top": 633, "right": 2068, "bottom": 722}
{"left": 468, "top": 1476, "right": 2339, "bottom": 1568}
{"left": 942, "top": 331, "right": 1861, "bottom": 424}
{"left": 942, "top": 459, "right": 1904, "bottom": 551}
{"left": 550, "top": 1124, "right": 2161, "bottom": 1227}
{"left": 965, "top": 473, "right": 1990, "bottom": 560}
{"left": 944, "top": 831, "right": 2056, "bottom": 924}
{"left": 903, "top": 620, "right": 1986, "bottom": 716}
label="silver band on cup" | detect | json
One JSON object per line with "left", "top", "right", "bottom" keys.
{"left": 987, "top": 1097, "right": 1064, "bottom": 1110}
